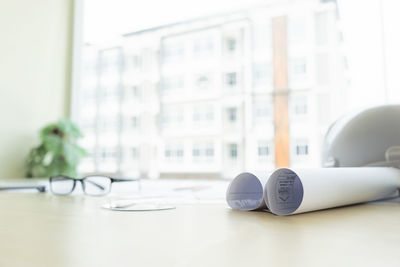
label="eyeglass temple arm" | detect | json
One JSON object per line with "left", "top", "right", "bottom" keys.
{"left": 111, "top": 178, "right": 141, "bottom": 191}
{"left": 111, "top": 178, "right": 140, "bottom": 182}
{"left": 84, "top": 180, "right": 106, "bottom": 190}
{"left": 83, "top": 178, "right": 139, "bottom": 190}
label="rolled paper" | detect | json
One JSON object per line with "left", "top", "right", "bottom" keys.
{"left": 265, "top": 167, "right": 400, "bottom": 215}
{"left": 226, "top": 172, "right": 269, "bottom": 211}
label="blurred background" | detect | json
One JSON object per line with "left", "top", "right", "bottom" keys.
{"left": 1, "top": 0, "right": 400, "bottom": 179}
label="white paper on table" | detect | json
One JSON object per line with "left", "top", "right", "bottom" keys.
{"left": 265, "top": 167, "right": 400, "bottom": 215}
{"left": 226, "top": 172, "right": 270, "bottom": 211}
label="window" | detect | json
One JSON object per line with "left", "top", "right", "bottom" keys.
{"left": 253, "top": 99, "right": 272, "bottom": 120}
{"left": 193, "top": 37, "right": 214, "bottom": 56}
{"left": 130, "top": 54, "right": 142, "bottom": 70}
{"left": 176, "top": 148, "right": 184, "bottom": 157}
{"left": 164, "top": 144, "right": 184, "bottom": 161}
{"left": 99, "top": 119, "right": 118, "bottom": 132}
{"left": 258, "top": 141, "right": 272, "bottom": 160}
{"left": 162, "top": 42, "right": 184, "bottom": 62}
{"left": 81, "top": 119, "right": 96, "bottom": 131}
{"left": 192, "top": 142, "right": 214, "bottom": 162}
{"left": 289, "top": 58, "right": 307, "bottom": 82}
{"left": 100, "top": 53, "right": 121, "bottom": 72}
{"left": 194, "top": 73, "right": 212, "bottom": 89}
{"left": 192, "top": 148, "right": 200, "bottom": 157}
{"left": 255, "top": 105, "right": 269, "bottom": 117}
{"left": 132, "top": 147, "right": 139, "bottom": 159}
{"left": 131, "top": 86, "right": 141, "bottom": 98}
{"left": 253, "top": 63, "right": 271, "bottom": 87}
{"left": 294, "top": 140, "right": 309, "bottom": 156}
{"left": 141, "top": 48, "right": 155, "bottom": 72}
{"left": 228, "top": 144, "right": 238, "bottom": 159}
{"left": 82, "top": 88, "right": 97, "bottom": 102}
{"left": 258, "top": 145, "right": 269, "bottom": 156}
{"left": 205, "top": 147, "right": 214, "bottom": 157}
{"left": 226, "top": 38, "right": 237, "bottom": 52}
{"left": 205, "top": 109, "right": 214, "bottom": 121}
{"left": 101, "top": 86, "right": 120, "bottom": 99}
{"left": 227, "top": 107, "right": 237, "bottom": 122}
{"left": 85, "top": 148, "right": 96, "bottom": 159}
{"left": 193, "top": 105, "right": 214, "bottom": 124}
{"left": 193, "top": 110, "right": 201, "bottom": 122}
{"left": 225, "top": 72, "right": 237, "bottom": 87}
{"left": 83, "top": 58, "right": 97, "bottom": 76}
{"left": 291, "top": 95, "right": 308, "bottom": 117}
{"left": 162, "top": 76, "right": 184, "bottom": 93}
{"left": 291, "top": 58, "right": 307, "bottom": 74}
{"left": 100, "top": 147, "right": 118, "bottom": 160}
{"left": 131, "top": 116, "right": 139, "bottom": 128}
{"left": 296, "top": 144, "right": 308, "bottom": 155}
{"left": 162, "top": 107, "right": 184, "bottom": 128}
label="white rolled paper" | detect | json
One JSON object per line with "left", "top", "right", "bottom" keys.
{"left": 226, "top": 167, "right": 400, "bottom": 215}
{"left": 226, "top": 172, "right": 269, "bottom": 211}
{"left": 265, "top": 167, "right": 400, "bottom": 215}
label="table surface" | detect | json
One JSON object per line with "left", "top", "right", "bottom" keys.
{"left": 0, "top": 189, "right": 400, "bottom": 267}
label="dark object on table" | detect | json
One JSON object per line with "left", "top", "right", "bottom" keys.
{"left": 0, "top": 185, "right": 46, "bottom": 192}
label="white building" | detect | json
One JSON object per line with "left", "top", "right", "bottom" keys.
{"left": 77, "top": 0, "right": 348, "bottom": 179}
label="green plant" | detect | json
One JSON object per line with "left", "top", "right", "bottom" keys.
{"left": 26, "top": 118, "right": 87, "bottom": 178}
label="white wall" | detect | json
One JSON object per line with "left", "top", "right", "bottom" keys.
{"left": 0, "top": 0, "right": 73, "bottom": 178}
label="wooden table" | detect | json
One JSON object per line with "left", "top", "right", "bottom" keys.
{"left": 0, "top": 192, "right": 399, "bottom": 267}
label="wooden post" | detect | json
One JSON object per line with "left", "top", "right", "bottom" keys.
{"left": 272, "top": 16, "right": 290, "bottom": 167}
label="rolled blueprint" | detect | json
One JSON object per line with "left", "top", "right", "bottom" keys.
{"left": 226, "top": 172, "right": 269, "bottom": 211}
{"left": 265, "top": 167, "right": 400, "bottom": 215}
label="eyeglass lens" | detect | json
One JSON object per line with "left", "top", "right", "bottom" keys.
{"left": 50, "top": 176, "right": 112, "bottom": 196}
{"left": 50, "top": 176, "right": 75, "bottom": 195}
{"left": 83, "top": 176, "right": 112, "bottom": 196}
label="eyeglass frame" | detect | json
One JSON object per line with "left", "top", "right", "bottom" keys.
{"left": 49, "top": 175, "right": 140, "bottom": 196}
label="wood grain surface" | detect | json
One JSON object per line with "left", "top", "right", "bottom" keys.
{"left": 0, "top": 192, "right": 399, "bottom": 267}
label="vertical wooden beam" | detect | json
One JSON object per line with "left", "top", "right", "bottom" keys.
{"left": 272, "top": 16, "right": 290, "bottom": 167}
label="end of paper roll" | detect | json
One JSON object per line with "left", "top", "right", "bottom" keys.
{"left": 226, "top": 172, "right": 265, "bottom": 210}
{"left": 265, "top": 168, "right": 304, "bottom": 216}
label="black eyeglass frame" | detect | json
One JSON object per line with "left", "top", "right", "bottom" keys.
{"left": 49, "top": 175, "right": 139, "bottom": 196}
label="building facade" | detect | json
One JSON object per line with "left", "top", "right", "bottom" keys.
{"left": 76, "top": 0, "right": 348, "bottom": 179}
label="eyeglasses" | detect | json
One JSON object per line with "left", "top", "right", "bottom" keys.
{"left": 49, "top": 175, "right": 139, "bottom": 196}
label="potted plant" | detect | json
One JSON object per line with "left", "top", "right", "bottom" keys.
{"left": 26, "top": 118, "right": 87, "bottom": 178}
